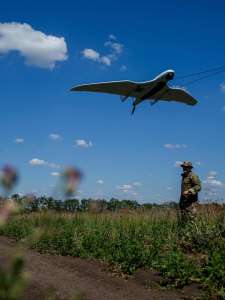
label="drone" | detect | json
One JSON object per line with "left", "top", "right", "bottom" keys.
{"left": 71, "top": 69, "right": 198, "bottom": 114}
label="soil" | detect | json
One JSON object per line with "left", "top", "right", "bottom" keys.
{"left": 0, "top": 236, "right": 202, "bottom": 300}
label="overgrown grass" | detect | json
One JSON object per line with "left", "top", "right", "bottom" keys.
{"left": 1, "top": 206, "right": 225, "bottom": 298}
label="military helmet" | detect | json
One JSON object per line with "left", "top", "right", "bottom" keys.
{"left": 181, "top": 161, "right": 193, "bottom": 168}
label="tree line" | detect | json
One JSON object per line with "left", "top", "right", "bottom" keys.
{"left": 0, "top": 194, "right": 180, "bottom": 213}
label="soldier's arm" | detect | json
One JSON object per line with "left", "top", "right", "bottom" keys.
{"left": 189, "top": 174, "right": 201, "bottom": 194}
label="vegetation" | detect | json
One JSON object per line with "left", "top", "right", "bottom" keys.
{"left": 4, "top": 193, "right": 179, "bottom": 212}
{"left": 0, "top": 255, "right": 27, "bottom": 300}
{"left": 1, "top": 197, "right": 225, "bottom": 298}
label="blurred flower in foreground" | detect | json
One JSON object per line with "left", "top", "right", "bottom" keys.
{"left": 61, "top": 167, "right": 82, "bottom": 197}
{"left": 0, "top": 165, "right": 19, "bottom": 192}
{"left": 0, "top": 200, "right": 19, "bottom": 226}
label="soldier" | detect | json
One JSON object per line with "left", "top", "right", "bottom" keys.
{"left": 179, "top": 161, "right": 201, "bottom": 223}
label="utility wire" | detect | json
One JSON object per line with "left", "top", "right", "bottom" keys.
{"left": 181, "top": 68, "right": 225, "bottom": 86}
{"left": 173, "top": 65, "right": 225, "bottom": 87}
{"left": 176, "top": 65, "right": 225, "bottom": 79}
{"left": 183, "top": 68, "right": 225, "bottom": 86}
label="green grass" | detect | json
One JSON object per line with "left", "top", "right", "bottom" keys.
{"left": 0, "top": 256, "right": 27, "bottom": 300}
{"left": 1, "top": 207, "right": 225, "bottom": 298}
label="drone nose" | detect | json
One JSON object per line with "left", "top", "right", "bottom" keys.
{"left": 166, "top": 72, "right": 174, "bottom": 80}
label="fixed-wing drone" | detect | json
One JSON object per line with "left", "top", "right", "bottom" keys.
{"left": 70, "top": 70, "right": 198, "bottom": 114}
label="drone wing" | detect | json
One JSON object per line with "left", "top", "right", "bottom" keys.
{"left": 159, "top": 87, "right": 198, "bottom": 105}
{"left": 71, "top": 81, "right": 139, "bottom": 97}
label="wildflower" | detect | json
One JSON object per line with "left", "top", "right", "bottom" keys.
{"left": 61, "top": 167, "right": 82, "bottom": 196}
{"left": 1, "top": 165, "right": 18, "bottom": 191}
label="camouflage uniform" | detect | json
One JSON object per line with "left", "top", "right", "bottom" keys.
{"left": 179, "top": 162, "right": 201, "bottom": 223}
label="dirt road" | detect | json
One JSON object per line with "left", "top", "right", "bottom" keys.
{"left": 0, "top": 236, "right": 201, "bottom": 300}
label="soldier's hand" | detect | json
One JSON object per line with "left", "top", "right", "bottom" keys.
{"left": 183, "top": 189, "right": 196, "bottom": 197}
{"left": 183, "top": 190, "right": 189, "bottom": 197}
{"left": 188, "top": 188, "right": 196, "bottom": 195}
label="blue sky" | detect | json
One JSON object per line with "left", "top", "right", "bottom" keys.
{"left": 0, "top": 0, "right": 225, "bottom": 202}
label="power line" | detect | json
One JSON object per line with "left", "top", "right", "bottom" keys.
{"left": 176, "top": 65, "right": 225, "bottom": 79}
{"left": 173, "top": 64, "right": 225, "bottom": 87}
{"left": 183, "top": 68, "right": 225, "bottom": 86}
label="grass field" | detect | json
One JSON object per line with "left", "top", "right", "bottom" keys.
{"left": 1, "top": 204, "right": 225, "bottom": 299}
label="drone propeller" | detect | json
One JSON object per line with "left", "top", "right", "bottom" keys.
{"left": 150, "top": 99, "right": 159, "bottom": 106}
{"left": 120, "top": 94, "right": 131, "bottom": 102}
{"left": 131, "top": 102, "right": 136, "bottom": 115}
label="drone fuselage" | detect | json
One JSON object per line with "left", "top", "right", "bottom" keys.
{"left": 134, "top": 69, "right": 175, "bottom": 106}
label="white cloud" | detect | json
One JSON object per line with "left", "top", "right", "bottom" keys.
{"left": 0, "top": 22, "right": 68, "bottom": 69}
{"left": 222, "top": 107, "right": 225, "bottom": 111}
{"left": 174, "top": 161, "right": 183, "bottom": 168}
{"left": 48, "top": 162, "right": 60, "bottom": 169}
{"left": 82, "top": 48, "right": 111, "bottom": 66}
{"left": 133, "top": 182, "right": 143, "bottom": 187}
{"left": 109, "top": 34, "right": 117, "bottom": 40}
{"left": 121, "top": 184, "right": 132, "bottom": 190}
{"left": 203, "top": 171, "right": 224, "bottom": 189}
{"left": 116, "top": 184, "right": 133, "bottom": 194}
{"left": 50, "top": 172, "right": 60, "bottom": 176}
{"left": 81, "top": 35, "right": 123, "bottom": 67}
{"left": 29, "top": 158, "right": 47, "bottom": 166}
{"left": 15, "top": 138, "right": 24, "bottom": 144}
{"left": 96, "top": 179, "right": 104, "bottom": 184}
{"left": 116, "top": 183, "right": 142, "bottom": 198}
{"left": 220, "top": 83, "right": 225, "bottom": 93}
{"left": 204, "top": 178, "right": 224, "bottom": 188}
{"left": 29, "top": 158, "right": 60, "bottom": 169}
{"left": 120, "top": 64, "right": 127, "bottom": 72}
{"left": 100, "top": 56, "right": 111, "bottom": 66}
{"left": 154, "top": 194, "right": 161, "bottom": 197}
{"left": 131, "top": 191, "right": 139, "bottom": 196}
{"left": 210, "top": 179, "right": 223, "bottom": 187}
{"left": 208, "top": 171, "right": 218, "bottom": 177}
{"left": 164, "top": 143, "right": 187, "bottom": 149}
{"left": 49, "top": 133, "right": 62, "bottom": 141}
{"left": 121, "top": 189, "right": 129, "bottom": 194}
{"left": 82, "top": 48, "right": 100, "bottom": 61}
{"left": 105, "top": 40, "right": 123, "bottom": 54}
{"left": 75, "top": 139, "right": 93, "bottom": 148}
{"left": 166, "top": 186, "right": 173, "bottom": 190}
{"left": 116, "top": 184, "right": 131, "bottom": 189}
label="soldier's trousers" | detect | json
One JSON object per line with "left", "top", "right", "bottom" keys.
{"left": 179, "top": 203, "right": 198, "bottom": 224}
